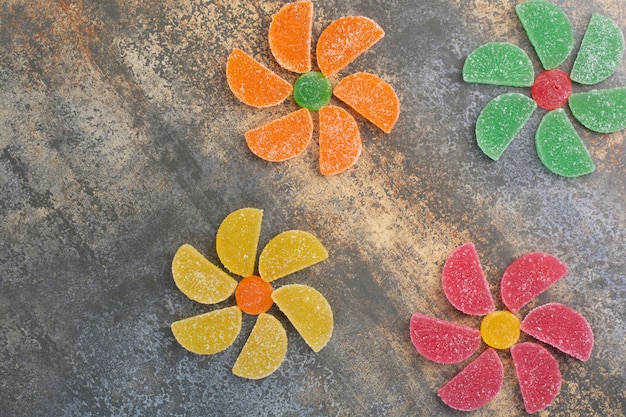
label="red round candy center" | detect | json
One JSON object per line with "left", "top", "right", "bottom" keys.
{"left": 531, "top": 69, "right": 572, "bottom": 110}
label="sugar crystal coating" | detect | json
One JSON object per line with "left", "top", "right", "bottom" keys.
{"left": 232, "top": 313, "right": 287, "bottom": 379}
{"left": 216, "top": 208, "right": 263, "bottom": 277}
{"left": 245, "top": 109, "right": 313, "bottom": 162}
{"left": 333, "top": 72, "right": 400, "bottom": 133}
{"left": 571, "top": 13, "right": 625, "bottom": 85}
{"left": 316, "top": 16, "right": 384, "bottom": 77}
{"left": 511, "top": 342, "right": 562, "bottom": 414}
{"left": 476, "top": 93, "right": 536, "bottom": 160}
{"left": 535, "top": 109, "right": 595, "bottom": 178}
{"left": 318, "top": 105, "right": 362, "bottom": 176}
{"left": 171, "top": 306, "right": 242, "bottom": 355}
{"left": 272, "top": 284, "right": 333, "bottom": 352}
{"left": 463, "top": 42, "right": 534, "bottom": 87}
{"left": 569, "top": 88, "right": 626, "bottom": 133}
{"left": 259, "top": 230, "right": 328, "bottom": 282}
{"left": 268, "top": 0, "right": 313, "bottom": 73}
{"left": 172, "top": 244, "right": 237, "bottom": 304}
{"left": 521, "top": 303, "right": 594, "bottom": 361}
{"left": 442, "top": 243, "right": 495, "bottom": 316}
{"left": 501, "top": 252, "right": 568, "bottom": 312}
{"left": 516, "top": 0, "right": 574, "bottom": 70}
{"left": 438, "top": 349, "right": 504, "bottom": 411}
{"left": 410, "top": 314, "right": 481, "bottom": 364}
{"left": 226, "top": 49, "right": 292, "bottom": 108}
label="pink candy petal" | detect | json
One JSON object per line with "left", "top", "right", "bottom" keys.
{"left": 438, "top": 348, "right": 504, "bottom": 411}
{"left": 442, "top": 243, "right": 495, "bottom": 316}
{"left": 511, "top": 342, "right": 562, "bottom": 414}
{"left": 521, "top": 303, "right": 594, "bottom": 361}
{"left": 500, "top": 252, "right": 568, "bottom": 312}
{"left": 410, "top": 314, "right": 481, "bottom": 364}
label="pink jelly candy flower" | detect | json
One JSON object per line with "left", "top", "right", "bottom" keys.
{"left": 409, "top": 242, "right": 594, "bottom": 413}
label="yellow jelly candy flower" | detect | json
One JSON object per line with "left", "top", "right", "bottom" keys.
{"left": 171, "top": 208, "right": 333, "bottom": 379}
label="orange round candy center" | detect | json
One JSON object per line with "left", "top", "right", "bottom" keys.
{"left": 480, "top": 310, "right": 520, "bottom": 350}
{"left": 235, "top": 276, "right": 274, "bottom": 315}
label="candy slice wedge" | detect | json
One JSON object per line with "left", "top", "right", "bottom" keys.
{"left": 172, "top": 244, "right": 238, "bottom": 304}
{"left": 511, "top": 342, "right": 562, "bottom": 414}
{"left": 272, "top": 284, "right": 333, "bottom": 352}
{"left": 438, "top": 348, "right": 504, "bottom": 411}
{"left": 259, "top": 230, "right": 328, "bottom": 282}
{"left": 316, "top": 16, "right": 384, "bottom": 77}
{"left": 226, "top": 49, "right": 292, "bottom": 108}
{"left": 516, "top": 0, "right": 573, "bottom": 70}
{"left": 442, "top": 243, "right": 495, "bottom": 316}
{"left": 268, "top": 0, "right": 313, "bottom": 73}
{"left": 476, "top": 93, "right": 537, "bottom": 160}
{"left": 410, "top": 314, "right": 481, "bottom": 364}
{"left": 245, "top": 108, "right": 314, "bottom": 162}
{"left": 171, "top": 306, "right": 242, "bottom": 355}
{"left": 570, "top": 13, "right": 625, "bottom": 85}
{"left": 501, "top": 252, "right": 568, "bottom": 313}
{"left": 216, "top": 208, "right": 263, "bottom": 277}
{"left": 318, "top": 105, "right": 362, "bottom": 176}
{"left": 535, "top": 109, "right": 595, "bottom": 178}
{"left": 569, "top": 88, "right": 626, "bottom": 133}
{"left": 463, "top": 43, "right": 534, "bottom": 87}
{"left": 333, "top": 72, "right": 400, "bottom": 133}
{"left": 521, "top": 303, "right": 594, "bottom": 361}
{"left": 232, "top": 313, "right": 287, "bottom": 379}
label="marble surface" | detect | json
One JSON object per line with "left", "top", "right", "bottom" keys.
{"left": 1, "top": 0, "right": 625, "bottom": 415}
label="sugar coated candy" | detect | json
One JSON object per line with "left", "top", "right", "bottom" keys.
{"left": 535, "top": 109, "right": 595, "bottom": 178}
{"left": 511, "top": 342, "right": 562, "bottom": 414}
{"left": 232, "top": 313, "right": 287, "bottom": 379}
{"left": 476, "top": 93, "right": 536, "bottom": 160}
{"left": 272, "top": 284, "right": 333, "bottom": 352}
{"left": 501, "top": 252, "right": 568, "bottom": 312}
{"left": 570, "top": 13, "right": 625, "bottom": 85}
{"left": 441, "top": 243, "right": 495, "bottom": 316}
{"left": 516, "top": 0, "right": 573, "bottom": 70}
{"left": 521, "top": 303, "right": 594, "bottom": 361}
{"left": 410, "top": 314, "right": 481, "bottom": 364}
{"left": 463, "top": 43, "right": 534, "bottom": 87}
{"left": 438, "top": 348, "right": 504, "bottom": 411}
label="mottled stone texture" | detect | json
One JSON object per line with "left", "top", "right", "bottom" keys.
{"left": 1, "top": 0, "right": 624, "bottom": 416}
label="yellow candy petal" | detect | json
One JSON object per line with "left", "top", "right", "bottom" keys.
{"left": 272, "top": 284, "right": 333, "bottom": 352}
{"left": 171, "top": 306, "right": 242, "bottom": 355}
{"left": 258, "top": 230, "right": 328, "bottom": 282}
{"left": 232, "top": 313, "right": 287, "bottom": 379}
{"left": 172, "top": 244, "right": 237, "bottom": 304}
{"left": 216, "top": 208, "right": 263, "bottom": 277}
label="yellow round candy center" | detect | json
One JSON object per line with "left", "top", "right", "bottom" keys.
{"left": 480, "top": 310, "right": 520, "bottom": 350}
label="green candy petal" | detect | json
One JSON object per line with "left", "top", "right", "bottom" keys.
{"left": 463, "top": 43, "right": 534, "bottom": 87}
{"left": 569, "top": 88, "right": 626, "bottom": 133}
{"left": 476, "top": 93, "right": 537, "bottom": 160}
{"left": 571, "top": 13, "right": 625, "bottom": 85}
{"left": 536, "top": 109, "right": 595, "bottom": 178}
{"left": 516, "top": 0, "right": 574, "bottom": 70}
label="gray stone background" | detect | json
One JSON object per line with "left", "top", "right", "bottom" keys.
{"left": 1, "top": 0, "right": 624, "bottom": 416}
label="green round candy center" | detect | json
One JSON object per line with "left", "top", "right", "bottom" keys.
{"left": 293, "top": 72, "right": 332, "bottom": 111}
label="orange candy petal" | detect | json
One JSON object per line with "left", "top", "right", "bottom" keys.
{"left": 268, "top": 0, "right": 313, "bottom": 73}
{"left": 226, "top": 48, "right": 292, "bottom": 108}
{"left": 319, "top": 105, "right": 362, "bottom": 176}
{"left": 316, "top": 16, "right": 384, "bottom": 77}
{"left": 334, "top": 72, "right": 400, "bottom": 133}
{"left": 245, "top": 108, "right": 313, "bottom": 161}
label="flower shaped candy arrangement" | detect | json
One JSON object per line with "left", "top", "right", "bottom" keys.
{"left": 410, "top": 243, "right": 594, "bottom": 413}
{"left": 464, "top": 0, "right": 626, "bottom": 177}
{"left": 226, "top": 0, "right": 400, "bottom": 175}
{"left": 171, "top": 208, "right": 333, "bottom": 379}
